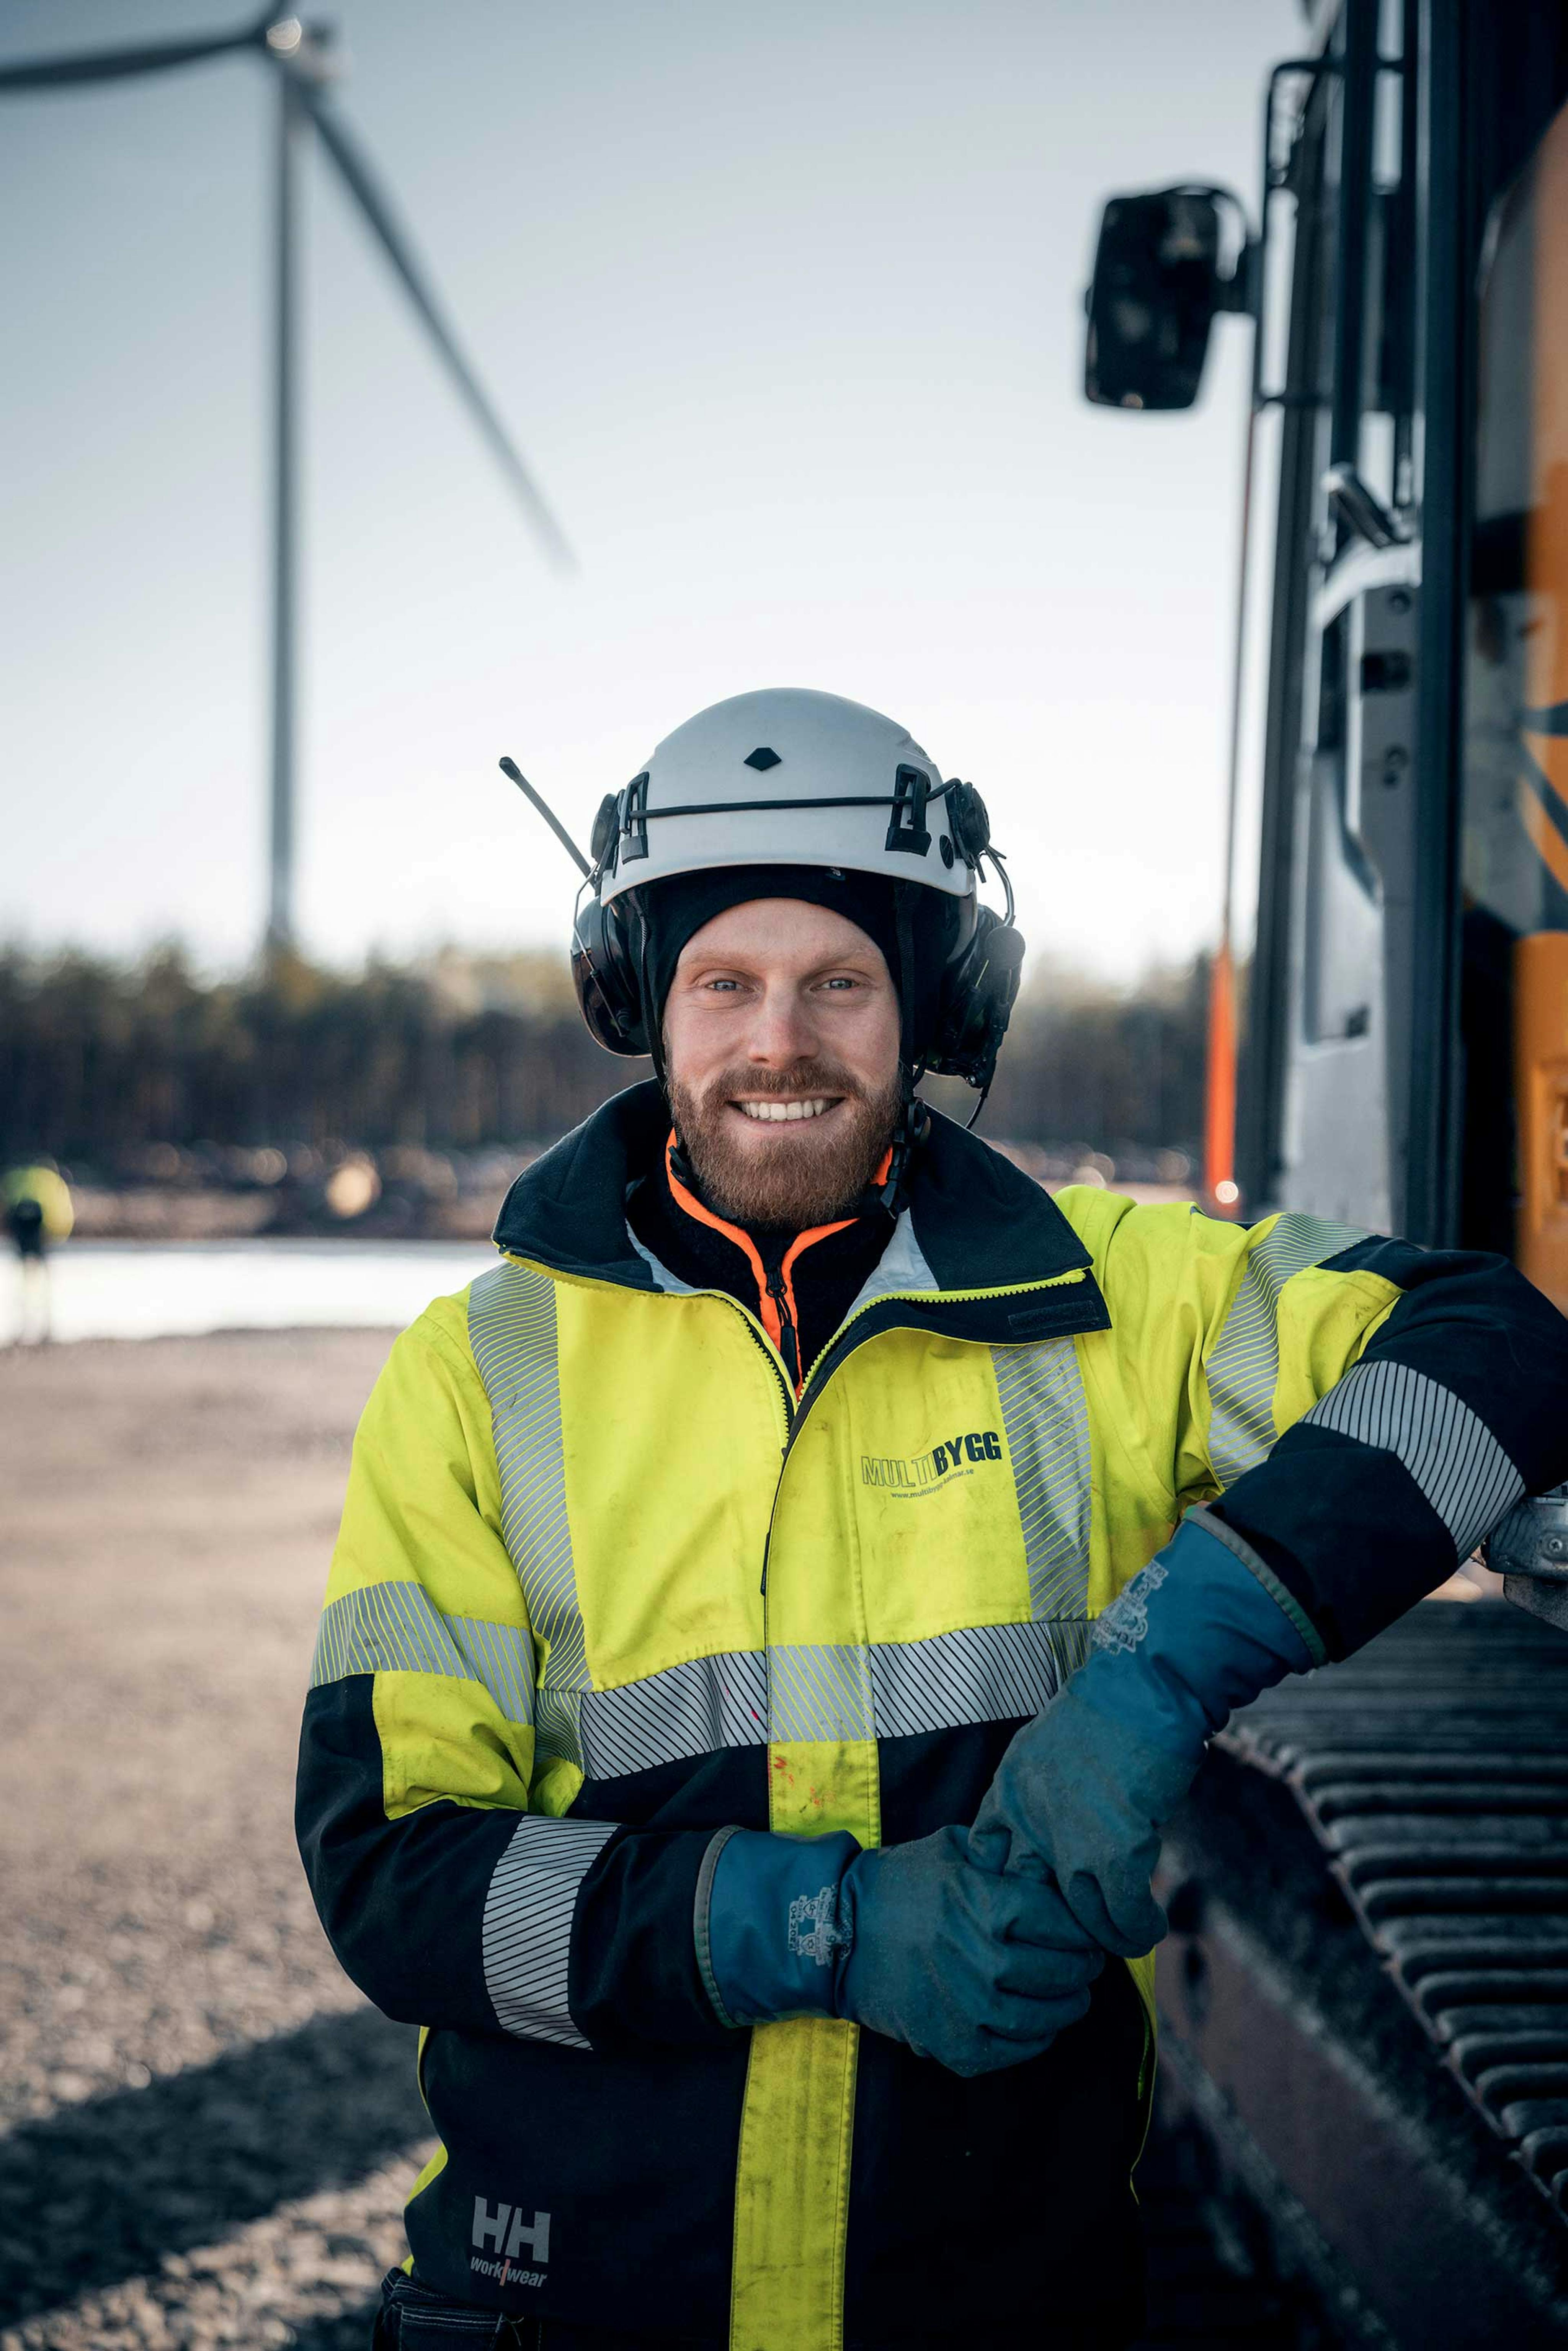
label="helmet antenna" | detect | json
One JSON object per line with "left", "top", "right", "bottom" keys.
{"left": 499, "top": 756, "right": 593, "bottom": 881}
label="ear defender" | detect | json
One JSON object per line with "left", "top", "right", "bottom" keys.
{"left": 569, "top": 776, "right": 653, "bottom": 1055}
{"left": 571, "top": 891, "right": 650, "bottom": 1056}
{"left": 926, "top": 906, "right": 1026, "bottom": 1089}
{"left": 923, "top": 782, "right": 1024, "bottom": 1092}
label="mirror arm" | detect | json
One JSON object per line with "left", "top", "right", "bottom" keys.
{"left": 1252, "top": 57, "right": 1331, "bottom": 406}
{"left": 1251, "top": 44, "right": 1411, "bottom": 409}
{"left": 1323, "top": 462, "right": 1406, "bottom": 550}
{"left": 1216, "top": 236, "right": 1262, "bottom": 318}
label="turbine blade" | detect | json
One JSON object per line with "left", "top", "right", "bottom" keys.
{"left": 0, "top": 23, "right": 260, "bottom": 91}
{"left": 299, "top": 83, "right": 574, "bottom": 572}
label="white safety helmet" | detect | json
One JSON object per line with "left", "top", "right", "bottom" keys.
{"left": 595, "top": 687, "right": 977, "bottom": 909}
{"left": 567, "top": 687, "right": 1022, "bottom": 1096}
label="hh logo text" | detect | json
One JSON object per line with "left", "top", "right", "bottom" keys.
{"left": 470, "top": 2196, "right": 550, "bottom": 2288}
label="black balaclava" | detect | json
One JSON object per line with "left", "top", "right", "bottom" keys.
{"left": 630, "top": 863, "right": 959, "bottom": 1068}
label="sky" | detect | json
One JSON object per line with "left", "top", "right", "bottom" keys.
{"left": 1, "top": 0, "right": 1298, "bottom": 982}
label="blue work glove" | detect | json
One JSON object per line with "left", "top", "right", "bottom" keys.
{"left": 969, "top": 1511, "right": 1319, "bottom": 1955}
{"left": 697, "top": 1821, "right": 1104, "bottom": 2077}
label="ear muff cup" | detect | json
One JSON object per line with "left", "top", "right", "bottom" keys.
{"left": 572, "top": 893, "right": 650, "bottom": 1056}
{"left": 926, "top": 905, "right": 1024, "bottom": 1087}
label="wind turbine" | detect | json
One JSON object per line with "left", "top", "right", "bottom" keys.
{"left": 0, "top": 10, "right": 573, "bottom": 955}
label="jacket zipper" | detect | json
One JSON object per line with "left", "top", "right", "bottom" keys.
{"left": 765, "top": 1270, "right": 801, "bottom": 1390}
{"left": 738, "top": 1312, "right": 794, "bottom": 1436}
{"left": 732, "top": 1314, "right": 793, "bottom": 1598}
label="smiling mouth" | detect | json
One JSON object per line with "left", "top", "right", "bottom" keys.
{"left": 733, "top": 1097, "right": 841, "bottom": 1123}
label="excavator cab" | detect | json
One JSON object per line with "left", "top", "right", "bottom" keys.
{"left": 1081, "top": 3, "right": 1568, "bottom": 2311}
{"left": 1086, "top": 8, "right": 1568, "bottom": 1258}
{"left": 1088, "top": 1, "right": 1568, "bottom": 1599}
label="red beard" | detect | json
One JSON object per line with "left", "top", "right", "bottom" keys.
{"left": 668, "top": 1059, "right": 901, "bottom": 1230}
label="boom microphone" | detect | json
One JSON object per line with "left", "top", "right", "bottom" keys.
{"left": 499, "top": 756, "right": 593, "bottom": 880}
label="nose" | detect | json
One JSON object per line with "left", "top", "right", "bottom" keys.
{"left": 744, "top": 978, "right": 819, "bottom": 1069}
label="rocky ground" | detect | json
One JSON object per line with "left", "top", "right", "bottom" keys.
{"left": 0, "top": 1326, "right": 1332, "bottom": 2349}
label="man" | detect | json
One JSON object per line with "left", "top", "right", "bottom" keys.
{"left": 296, "top": 688, "right": 1568, "bottom": 2351}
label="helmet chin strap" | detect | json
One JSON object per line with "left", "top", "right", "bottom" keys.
{"left": 879, "top": 881, "right": 931, "bottom": 1216}
{"left": 636, "top": 905, "right": 670, "bottom": 1090}
{"left": 877, "top": 1093, "right": 930, "bottom": 1218}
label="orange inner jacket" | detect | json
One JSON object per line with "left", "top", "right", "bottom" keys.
{"left": 662, "top": 1130, "right": 891, "bottom": 1396}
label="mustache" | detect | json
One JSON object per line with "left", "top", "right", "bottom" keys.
{"left": 708, "top": 1061, "right": 864, "bottom": 1102}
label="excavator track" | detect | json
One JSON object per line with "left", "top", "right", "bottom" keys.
{"left": 1217, "top": 1598, "right": 1568, "bottom": 2222}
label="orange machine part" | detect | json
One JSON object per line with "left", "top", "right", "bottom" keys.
{"left": 1518, "top": 103, "right": 1568, "bottom": 859}
{"left": 1514, "top": 932, "right": 1568, "bottom": 1309}
{"left": 1203, "top": 938, "right": 1238, "bottom": 1213}
{"left": 1526, "top": 106, "right": 1568, "bottom": 725}
{"left": 1511, "top": 113, "right": 1568, "bottom": 1306}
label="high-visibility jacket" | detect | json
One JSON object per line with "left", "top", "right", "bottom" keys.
{"left": 296, "top": 1082, "right": 1568, "bottom": 2351}
{"left": 2, "top": 1163, "right": 72, "bottom": 1244}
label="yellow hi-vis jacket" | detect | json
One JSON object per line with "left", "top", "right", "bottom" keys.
{"left": 298, "top": 1081, "right": 1557, "bottom": 2349}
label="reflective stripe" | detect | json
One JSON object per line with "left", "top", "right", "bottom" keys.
{"left": 1303, "top": 1358, "right": 1524, "bottom": 1555}
{"left": 469, "top": 1261, "right": 588, "bottom": 1692}
{"left": 310, "top": 1582, "right": 535, "bottom": 1726}
{"left": 768, "top": 1642, "right": 875, "bottom": 1744}
{"left": 539, "top": 1651, "right": 770, "bottom": 1778}
{"left": 1206, "top": 1214, "right": 1365, "bottom": 1488}
{"left": 482, "top": 1813, "right": 618, "bottom": 2048}
{"left": 530, "top": 1623, "right": 1083, "bottom": 1781}
{"left": 991, "top": 1339, "right": 1093, "bottom": 1619}
{"left": 867, "top": 1617, "right": 1078, "bottom": 1736}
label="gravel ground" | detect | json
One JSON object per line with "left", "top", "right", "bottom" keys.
{"left": 0, "top": 1330, "right": 430, "bottom": 2347}
{"left": 0, "top": 2155, "right": 421, "bottom": 2351}
{"left": 0, "top": 1324, "right": 1334, "bottom": 2349}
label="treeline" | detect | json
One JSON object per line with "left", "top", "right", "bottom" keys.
{"left": 0, "top": 944, "right": 1206, "bottom": 1171}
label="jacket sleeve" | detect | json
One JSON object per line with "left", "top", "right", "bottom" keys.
{"left": 294, "top": 1296, "right": 727, "bottom": 2052}
{"left": 1089, "top": 1201, "right": 1568, "bottom": 1662}
{"left": 1208, "top": 1232, "right": 1568, "bottom": 1657}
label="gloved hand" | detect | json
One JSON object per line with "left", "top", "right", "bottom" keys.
{"left": 836, "top": 1827, "right": 1105, "bottom": 2073}
{"left": 697, "top": 1819, "right": 1104, "bottom": 2078}
{"left": 969, "top": 1511, "right": 1320, "bottom": 1954}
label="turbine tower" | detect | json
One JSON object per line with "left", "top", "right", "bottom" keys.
{"left": 1, "top": 10, "right": 573, "bottom": 956}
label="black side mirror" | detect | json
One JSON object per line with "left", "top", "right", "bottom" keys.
{"left": 1084, "top": 188, "right": 1237, "bottom": 411}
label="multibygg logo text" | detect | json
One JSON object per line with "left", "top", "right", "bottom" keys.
{"left": 861, "top": 1429, "right": 1004, "bottom": 1493}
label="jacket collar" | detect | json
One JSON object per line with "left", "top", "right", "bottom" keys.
{"left": 492, "top": 1078, "right": 1102, "bottom": 1314}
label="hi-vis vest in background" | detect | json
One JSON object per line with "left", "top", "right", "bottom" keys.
{"left": 297, "top": 1083, "right": 1402, "bottom": 2351}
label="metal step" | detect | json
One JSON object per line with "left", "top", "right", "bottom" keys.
{"left": 1218, "top": 1599, "right": 1568, "bottom": 2222}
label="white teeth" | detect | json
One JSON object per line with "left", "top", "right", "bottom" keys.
{"left": 738, "top": 1098, "right": 833, "bottom": 1123}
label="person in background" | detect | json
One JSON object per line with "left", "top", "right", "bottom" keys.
{"left": 3, "top": 1161, "right": 72, "bottom": 1345}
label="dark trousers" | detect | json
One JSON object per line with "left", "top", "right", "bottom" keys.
{"left": 372, "top": 2266, "right": 1137, "bottom": 2350}
{"left": 372, "top": 2269, "right": 666, "bottom": 2350}
{"left": 372, "top": 2269, "right": 534, "bottom": 2348}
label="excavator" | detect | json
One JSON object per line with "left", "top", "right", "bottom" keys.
{"left": 1083, "top": 5, "right": 1568, "bottom": 2339}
